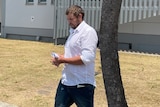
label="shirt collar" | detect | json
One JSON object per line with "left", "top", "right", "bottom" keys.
{"left": 70, "top": 21, "right": 86, "bottom": 35}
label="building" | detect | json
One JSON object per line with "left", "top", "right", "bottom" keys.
{"left": 0, "top": 0, "right": 160, "bottom": 53}
{"left": 0, "top": 0, "right": 54, "bottom": 42}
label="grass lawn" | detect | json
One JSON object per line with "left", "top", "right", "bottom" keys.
{"left": 0, "top": 38, "right": 160, "bottom": 107}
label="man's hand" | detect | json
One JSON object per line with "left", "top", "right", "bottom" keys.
{"left": 51, "top": 54, "right": 64, "bottom": 67}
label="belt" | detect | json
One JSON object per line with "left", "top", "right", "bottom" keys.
{"left": 63, "top": 83, "right": 92, "bottom": 88}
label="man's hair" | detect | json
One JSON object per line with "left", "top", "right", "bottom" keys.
{"left": 66, "top": 5, "right": 85, "bottom": 19}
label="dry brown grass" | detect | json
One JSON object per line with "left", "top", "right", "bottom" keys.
{"left": 0, "top": 38, "right": 159, "bottom": 107}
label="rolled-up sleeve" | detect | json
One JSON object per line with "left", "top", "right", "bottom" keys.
{"left": 80, "top": 28, "right": 98, "bottom": 65}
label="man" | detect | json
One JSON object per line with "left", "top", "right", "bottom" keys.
{"left": 51, "top": 5, "right": 98, "bottom": 107}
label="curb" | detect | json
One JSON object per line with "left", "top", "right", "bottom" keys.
{"left": 0, "top": 101, "right": 18, "bottom": 107}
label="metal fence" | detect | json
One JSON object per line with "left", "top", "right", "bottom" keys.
{"left": 53, "top": 0, "right": 102, "bottom": 41}
{"left": 53, "top": 0, "right": 160, "bottom": 41}
{"left": 120, "top": 0, "right": 160, "bottom": 24}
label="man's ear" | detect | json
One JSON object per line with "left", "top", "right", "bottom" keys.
{"left": 78, "top": 14, "right": 83, "bottom": 20}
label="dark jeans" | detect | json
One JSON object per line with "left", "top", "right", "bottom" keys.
{"left": 54, "top": 81, "right": 95, "bottom": 107}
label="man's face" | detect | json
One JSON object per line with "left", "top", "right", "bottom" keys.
{"left": 66, "top": 13, "right": 82, "bottom": 29}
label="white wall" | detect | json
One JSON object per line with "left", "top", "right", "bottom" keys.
{"left": 0, "top": 0, "right": 2, "bottom": 22}
{"left": 118, "top": 15, "right": 160, "bottom": 36}
{"left": 5, "top": 0, "right": 54, "bottom": 29}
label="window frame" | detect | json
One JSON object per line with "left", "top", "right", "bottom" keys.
{"left": 51, "top": 0, "right": 55, "bottom": 5}
{"left": 38, "top": 0, "right": 47, "bottom": 5}
{"left": 26, "top": 0, "right": 34, "bottom": 5}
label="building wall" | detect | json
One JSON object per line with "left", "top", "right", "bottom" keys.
{"left": 118, "top": 15, "right": 160, "bottom": 54}
{"left": 0, "top": 0, "right": 2, "bottom": 34}
{"left": 0, "top": 0, "right": 2, "bottom": 23}
{"left": 118, "top": 33, "right": 160, "bottom": 53}
{"left": 5, "top": 0, "right": 54, "bottom": 29}
{"left": 2, "top": 0, "right": 54, "bottom": 41}
{"left": 118, "top": 15, "right": 160, "bottom": 36}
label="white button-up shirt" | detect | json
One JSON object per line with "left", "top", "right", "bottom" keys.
{"left": 61, "top": 21, "right": 98, "bottom": 86}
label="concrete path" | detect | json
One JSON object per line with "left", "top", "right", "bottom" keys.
{"left": 0, "top": 101, "right": 18, "bottom": 107}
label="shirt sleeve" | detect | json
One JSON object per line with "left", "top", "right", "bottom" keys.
{"left": 80, "top": 28, "right": 98, "bottom": 65}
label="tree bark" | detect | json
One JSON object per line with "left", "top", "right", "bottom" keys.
{"left": 99, "top": 0, "right": 128, "bottom": 107}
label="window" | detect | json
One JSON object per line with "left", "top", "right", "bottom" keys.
{"left": 51, "top": 0, "right": 55, "bottom": 5}
{"left": 38, "top": 0, "right": 47, "bottom": 5}
{"left": 26, "top": 0, "right": 34, "bottom": 5}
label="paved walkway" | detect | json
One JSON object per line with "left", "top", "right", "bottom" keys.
{"left": 0, "top": 101, "right": 18, "bottom": 107}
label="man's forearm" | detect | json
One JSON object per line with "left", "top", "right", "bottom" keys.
{"left": 61, "top": 56, "right": 84, "bottom": 65}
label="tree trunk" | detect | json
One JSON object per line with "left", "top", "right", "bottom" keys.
{"left": 99, "top": 0, "right": 128, "bottom": 107}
